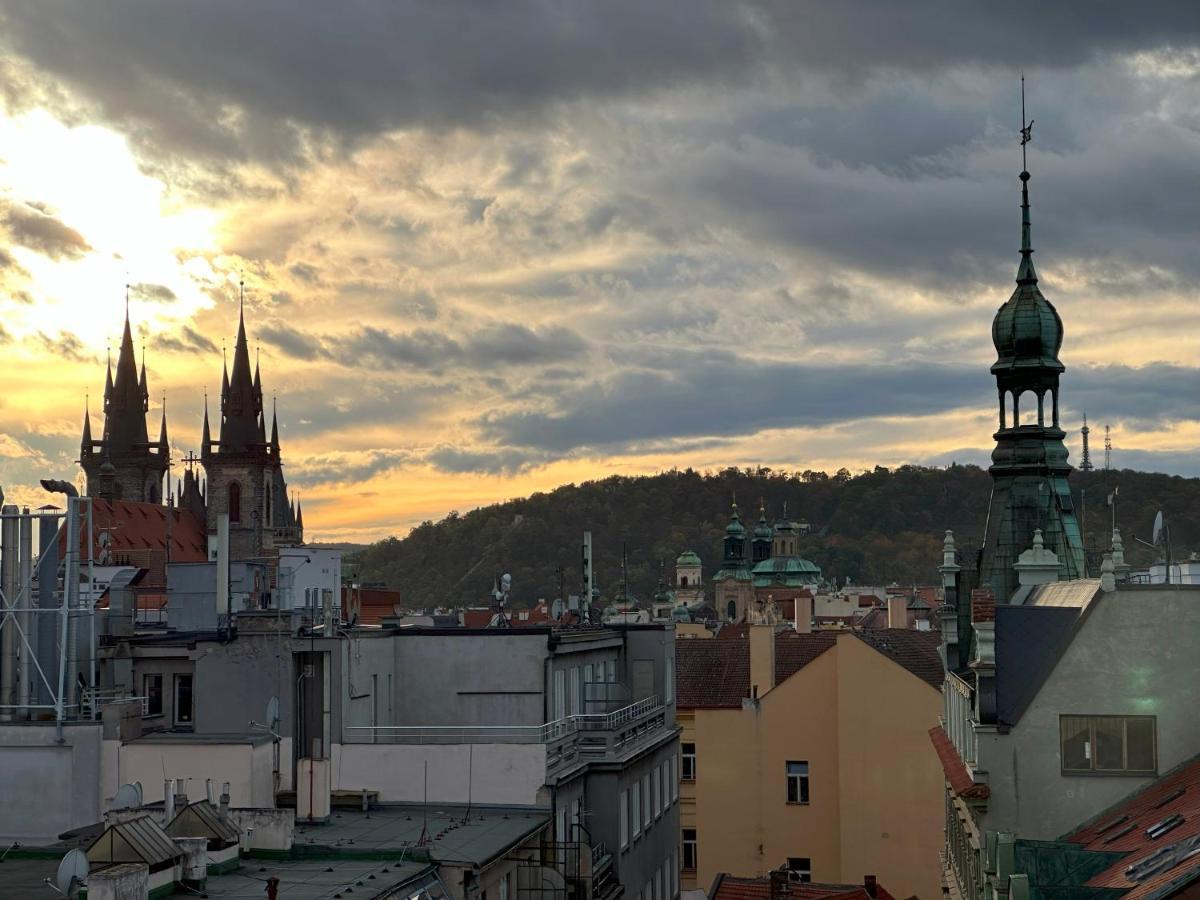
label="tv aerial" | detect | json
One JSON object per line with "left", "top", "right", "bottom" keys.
{"left": 49, "top": 849, "right": 88, "bottom": 898}
{"left": 491, "top": 574, "right": 512, "bottom": 627}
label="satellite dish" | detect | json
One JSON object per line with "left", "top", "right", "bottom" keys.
{"left": 111, "top": 783, "right": 142, "bottom": 811}
{"left": 551, "top": 598, "right": 564, "bottom": 620}
{"left": 501, "top": 573, "right": 512, "bottom": 590}
{"left": 55, "top": 849, "right": 88, "bottom": 898}
{"left": 266, "top": 696, "right": 280, "bottom": 728}
{"left": 1153, "top": 511, "right": 1165, "bottom": 546}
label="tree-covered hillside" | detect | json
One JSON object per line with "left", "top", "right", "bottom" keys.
{"left": 347, "top": 465, "right": 1199, "bottom": 607}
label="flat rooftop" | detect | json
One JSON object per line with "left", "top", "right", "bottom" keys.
{"left": 293, "top": 803, "right": 549, "bottom": 866}
{"left": 205, "top": 858, "right": 436, "bottom": 899}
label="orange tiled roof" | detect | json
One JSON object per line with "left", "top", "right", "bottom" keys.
{"left": 1062, "top": 755, "right": 1200, "bottom": 900}
{"left": 710, "top": 874, "right": 896, "bottom": 900}
{"left": 928, "top": 725, "right": 989, "bottom": 800}
{"left": 58, "top": 499, "right": 208, "bottom": 564}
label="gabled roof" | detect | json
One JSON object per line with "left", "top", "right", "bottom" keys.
{"left": 676, "top": 629, "right": 941, "bottom": 709}
{"left": 165, "top": 800, "right": 240, "bottom": 844}
{"left": 710, "top": 874, "right": 896, "bottom": 900}
{"left": 87, "top": 814, "right": 181, "bottom": 870}
{"left": 1047, "top": 755, "right": 1200, "bottom": 900}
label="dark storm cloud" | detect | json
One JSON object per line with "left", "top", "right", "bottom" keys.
{"left": 479, "top": 357, "right": 1200, "bottom": 455}
{"left": 259, "top": 321, "right": 327, "bottom": 362}
{"left": 3, "top": 2, "right": 1198, "bottom": 161}
{"left": 466, "top": 324, "right": 587, "bottom": 365}
{"left": 151, "top": 325, "right": 218, "bottom": 356}
{"left": 35, "top": 330, "right": 91, "bottom": 362}
{"left": 2, "top": 201, "right": 90, "bottom": 260}
{"left": 426, "top": 445, "right": 551, "bottom": 476}
{"left": 131, "top": 282, "right": 176, "bottom": 303}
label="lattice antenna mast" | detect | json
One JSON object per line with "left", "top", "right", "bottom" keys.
{"left": 1079, "top": 413, "right": 1094, "bottom": 472}
{"left": 1104, "top": 425, "right": 1112, "bottom": 470}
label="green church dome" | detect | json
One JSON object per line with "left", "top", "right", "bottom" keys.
{"left": 676, "top": 550, "right": 702, "bottom": 567}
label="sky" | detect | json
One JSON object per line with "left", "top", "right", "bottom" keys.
{"left": 1, "top": 3, "right": 1199, "bottom": 543}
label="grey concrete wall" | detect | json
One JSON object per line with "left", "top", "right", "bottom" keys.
{"left": 167, "top": 561, "right": 271, "bottom": 630}
{"left": 0, "top": 723, "right": 102, "bottom": 842}
{"left": 193, "top": 631, "right": 295, "bottom": 736}
{"left": 981, "top": 586, "right": 1200, "bottom": 839}
{"left": 606, "top": 734, "right": 681, "bottom": 897}
{"left": 391, "top": 632, "right": 550, "bottom": 726}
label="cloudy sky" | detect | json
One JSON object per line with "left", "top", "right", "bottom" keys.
{"left": 1, "top": 3, "right": 1199, "bottom": 542}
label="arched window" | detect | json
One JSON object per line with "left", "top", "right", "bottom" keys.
{"left": 229, "top": 482, "right": 241, "bottom": 523}
{"left": 680, "top": 576, "right": 688, "bottom": 587}
{"left": 726, "top": 600, "right": 737, "bottom": 622}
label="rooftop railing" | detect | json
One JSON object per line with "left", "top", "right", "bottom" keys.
{"left": 344, "top": 694, "right": 669, "bottom": 768}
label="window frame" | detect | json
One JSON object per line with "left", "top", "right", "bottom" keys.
{"left": 786, "top": 760, "right": 810, "bottom": 804}
{"left": 174, "top": 673, "right": 194, "bottom": 726}
{"left": 642, "top": 773, "right": 651, "bottom": 827}
{"left": 1060, "top": 715, "right": 1157, "bottom": 776}
{"left": 142, "top": 673, "right": 163, "bottom": 718}
{"left": 620, "top": 789, "right": 630, "bottom": 849}
{"left": 682, "top": 828, "right": 697, "bottom": 872}
{"left": 632, "top": 780, "right": 642, "bottom": 838}
{"left": 653, "top": 765, "right": 662, "bottom": 818}
{"left": 681, "top": 742, "right": 696, "bottom": 782}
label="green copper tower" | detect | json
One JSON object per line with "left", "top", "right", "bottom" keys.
{"left": 978, "top": 160, "right": 1086, "bottom": 601}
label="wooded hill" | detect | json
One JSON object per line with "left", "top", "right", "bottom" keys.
{"left": 348, "top": 465, "right": 1200, "bottom": 607}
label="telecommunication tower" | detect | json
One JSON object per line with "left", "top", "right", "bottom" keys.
{"left": 1079, "top": 414, "right": 1094, "bottom": 472}
{"left": 1104, "top": 425, "right": 1112, "bottom": 471}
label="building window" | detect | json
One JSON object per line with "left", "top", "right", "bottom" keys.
{"left": 642, "top": 774, "right": 651, "bottom": 826}
{"left": 682, "top": 829, "right": 697, "bottom": 872}
{"left": 499, "top": 872, "right": 509, "bottom": 900}
{"left": 632, "top": 780, "right": 642, "bottom": 838}
{"left": 786, "top": 761, "right": 810, "bottom": 804}
{"left": 682, "top": 742, "right": 696, "bottom": 782}
{"left": 670, "top": 756, "right": 678, "bottom": 802}
{"left": 786, "top": 858, "right": 812, "bottom": 883}
{"left": 554, "top": 669, "right": 566, "bottom": 720}
{"left": 570, "top": 667, "right": 581, "bottom": 716}
{"left": 665, "top": 662, "right": 673, "bottom": 704}
{"left": 657, "top": 866, "right": 664, "bottom": 900}
{"left": 620, "top": 789, "right": 629, "bottom": 849}
{"left": 174, "top": 674, "right": 194, "bottom": 725}
{"left": 228, "top": 482, "right": 241, "bottom": 524}
{"left": 142, "top": 674, "right": 163, "bottom": 717}
{"left": 653, "top": 765, "right": 662, "bottom": 817}
{"left": 1061, "top": 715, "right": 1157, "bottom": 775}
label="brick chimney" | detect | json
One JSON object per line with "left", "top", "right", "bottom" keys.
{"left": 970, "top": 587, "right": 995, "bottom": 624}
{"left": 770, "top": 868, "right": 790, "bottom": 900}
{"left": 886, "top": 595, "right": 908, "bottom": 629}
{"left": 749, "top": 624, "right": 776, "bottom": 699}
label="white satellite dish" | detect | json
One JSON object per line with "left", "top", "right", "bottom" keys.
{"left": 55, "top": 849, "right": 88, "bottom": 897}
{"left": 551, "top": 598, "right": 564, "bottom": 620}
{"left": 111, "top": 783, "right": 142, "bottom": 811}
{"left": 1152, "top": 511, "right": 1165, "bottom": 546}
{"left": 266, "top": 696, "right": 280, "bottom": 728}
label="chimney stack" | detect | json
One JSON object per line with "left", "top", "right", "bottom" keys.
{"left": 206, "top": 778, "right": 216, "bottom": 804}
{"left": 769, "top": 868, "right": 790, "bottom": 900}
{"left": 793, "top": 593, "right": 812, "bottom": 634}
{"left": 864, "top": 876, "right": 878, "bottom": 899}
{"left": 219, "top": 782, "right": 231, "bottom": 818}
{"left": 749, "top": 624, "right": 776, "bottom": 699}
{"left": 163, "top": 779, "right": 176, "bottom": 823}
{"left": 887, "top": 595, "right": 908, "bottom": 629}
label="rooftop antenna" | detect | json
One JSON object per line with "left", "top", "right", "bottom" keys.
{"left": 417, "top": 760, "right": 431, "bottom": 846}
{"left": 462, "top": 744, "right": 474, "bottom": 825}
{"left": 1020, "top": 72, "right": 1034, "bottom": 174}
{"left": 1104, "top": 425, "right": 1112, "bottom": 470}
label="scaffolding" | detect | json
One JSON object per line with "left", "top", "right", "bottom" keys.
{"left": 0, "top": 498, "right": 98, "bottom": 733}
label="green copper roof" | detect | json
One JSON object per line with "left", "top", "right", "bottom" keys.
{"left": 713, "top": 568, "right": 753, "bottom": 582}
{"left": 676, "top": 550, "right": 702, "bottom": 567}
{"left": 991, "top": 171, "right": 1065, "bottom": 374}
{"left": 725, "top": 506, "right": 746, "bottom": 537}
{"left": 751, "top": 556, "right": 821, "bottom": 577}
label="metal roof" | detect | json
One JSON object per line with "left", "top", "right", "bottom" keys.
{"left": 166, "top": 801, "right": 241, "bottom": 844}
{"left": 88, "top": 815, "right": 181, "bottom": 867}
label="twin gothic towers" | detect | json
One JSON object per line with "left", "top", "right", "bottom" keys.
{"left": 79, "top": 295, "right": 302, "bottom": 559}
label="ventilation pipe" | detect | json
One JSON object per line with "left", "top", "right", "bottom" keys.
{"left": 206, "top": 778, "right": 216, "bottom": 805}
{"left": 17, "top": 510, "right": 32, "bottom": 717}
{"left": 0, "top": 505, "right": 19, "bottom": 720}
{"left": 164, "top": 779, "right": 176, "bottom": 823}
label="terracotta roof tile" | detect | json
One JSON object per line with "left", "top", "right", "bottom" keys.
{"left": 1061, "top": 755, "right": 1200, "bottom": 900}
{"left": 929, "top": 726, "right": 989, "bottom": 800}
{"left": 855, "top": 629, "right": 944, "bottom": 689}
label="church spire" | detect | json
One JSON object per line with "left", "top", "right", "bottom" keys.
{"left": 218, "top": 277, "right": 264, "bottom": 452}
{"left": 81, "top": 397, "right": 93, "bottom": 456}
{"left": 201, "top": 392, "right": 212, "bottom": 455}
{"left": 158, "top": 394, "right": 169, "bottom": 449}
{"left": 270, "top": 397, "right": 280, "bottom": 452}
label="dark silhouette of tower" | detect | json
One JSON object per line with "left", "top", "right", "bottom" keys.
{"left": 1079, "top": 414, "right": 1094, "bottom": 472}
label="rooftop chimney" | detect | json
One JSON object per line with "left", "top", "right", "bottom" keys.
{"left": 793, "top": 593, "right": 812, "bottom": 634}
{"left": 864, "top": 876, "right": 878, "bottom": 899}
{"left": 886, "top": 595, "right": 908, "bottom": 629}
{"left": 219, "top": 782, "right": 231, "bottom": 818}
{"left": 749, "top": 624, "right": 776, "bottom": 698}
{"left": 769, "top": 868, "right": 790, "bottom": 900}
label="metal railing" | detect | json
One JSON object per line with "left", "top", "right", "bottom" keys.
{"left": 344, "top": 695, "right": 665, "bottom": 755}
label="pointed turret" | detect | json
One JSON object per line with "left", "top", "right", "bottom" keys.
{"left": 270, "top": 400, "right": 280, "bottom": 453}
{"left": 158, "top": 396, "right": 169, "bottom": 450}
{"left": 201, "top": 394, "right": 212, "bottom": 457}
{"left": 139, "top": 355, "right": 149, "bottom": 411}
{"left": 296, "top": 500, "right": 304, "bottom": 531}
{"left": 81, "top": 401, "right": 94, "bottom": 457}
{"left": 218, "top": 282, "right": 264, "bottom": 453}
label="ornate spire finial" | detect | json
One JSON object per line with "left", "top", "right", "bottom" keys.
{"left": 1017, "top": 75, "right": 1038, "bottom": 285}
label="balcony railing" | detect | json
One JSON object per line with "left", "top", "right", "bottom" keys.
{"left": 344, "top": 695, "right": 670, "bottom": 769}
{"left": 944, "top": 672, "right": 978, "bottom": 768}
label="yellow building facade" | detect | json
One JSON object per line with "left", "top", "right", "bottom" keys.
{"left": 676, "top": 627, "right": 944, "bottom": 900}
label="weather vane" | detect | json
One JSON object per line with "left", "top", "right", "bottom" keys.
{"left": 1020, "top": 74, "right": 1034, "bottom": 171}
